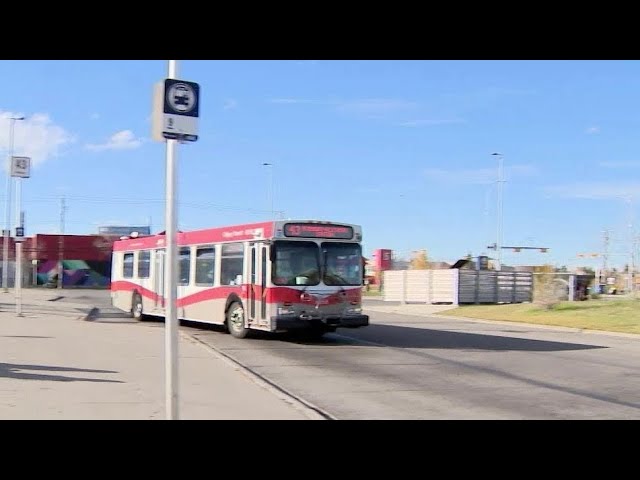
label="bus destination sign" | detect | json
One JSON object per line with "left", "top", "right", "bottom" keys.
{"left": 284, "top": 223, "right": 353, "bottom": 239}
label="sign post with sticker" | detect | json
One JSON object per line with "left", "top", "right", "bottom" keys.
{"left": 151, "top": 62, "right": 201, "bottom": 421}
{"left": 152, "top": 78, "right": 200, "bottom": 142}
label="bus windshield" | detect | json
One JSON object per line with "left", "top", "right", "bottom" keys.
{"left": 322, "top": 242, "right": 362, "bottom": 286}
{"left": 272, "top": 241, "right": 321, "bottom": 286}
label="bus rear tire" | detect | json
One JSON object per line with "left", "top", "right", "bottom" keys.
{"left": 227, "top": 302, "right": 250, "bottom": 339}
{"left": 131, "top": 292, "right": 144, "bottom": 321}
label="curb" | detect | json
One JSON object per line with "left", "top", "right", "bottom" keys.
{"left": 428, "top": 313, "right": 640, "bottom": 339}
{"left": 364, "top": 305, "right": 640, "bottom": 339}
{"left": 184, "top": 332, "right": 336, "bottom": 420}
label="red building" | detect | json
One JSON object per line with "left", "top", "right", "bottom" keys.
{"left": 24, "top": 234, "right": 118, "bottom": 287}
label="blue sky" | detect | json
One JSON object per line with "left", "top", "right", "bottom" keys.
{"left": 1, "top": 60, "right": 639, "bottom": 269}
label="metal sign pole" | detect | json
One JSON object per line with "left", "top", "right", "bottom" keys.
{"left": 151, "top": 60, "right": 199, "bottom": 421}
{"left": 10, "top": 156, "right": 29, "bottom": 316}
{"left": 15, "top": 178, "right": 22, "bottom": 316}
{"left": 3, "top": 117, "right": 24, "bottom": 292}
{"left": 165, "top": 59, "right": 179, "bottom": 420}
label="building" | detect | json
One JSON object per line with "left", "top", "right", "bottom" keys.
{"left": 98, "top": 226, "right": 151, "bottom": 236}
{"left": 24, "top": 234, "right": 118, "bottom": 287}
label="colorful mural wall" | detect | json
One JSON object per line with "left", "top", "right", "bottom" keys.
{"left": 36, "top": 259, "right": 112, "bottom": 287}
{"left": 29, "top": 234, "right": 117, "bottom": 288}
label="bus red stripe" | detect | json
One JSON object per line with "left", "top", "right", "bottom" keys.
{"left": 112, "top": 281, "right": 361, "bottom": 308}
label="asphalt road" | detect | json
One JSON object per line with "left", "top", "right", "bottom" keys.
{"left": 82, "top": 290, "right": 640, "bottom": 419}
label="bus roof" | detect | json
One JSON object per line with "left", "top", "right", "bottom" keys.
{"left": 113, "top": 220, "right": 362, "bottom": 252}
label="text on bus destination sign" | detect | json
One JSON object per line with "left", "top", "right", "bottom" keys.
{"left": 284, "top": 223, "right": 353, "bottom": 239}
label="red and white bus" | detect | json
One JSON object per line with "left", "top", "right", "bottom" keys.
{"left": 110, "top": 219, "right": 369, "bottom": 339}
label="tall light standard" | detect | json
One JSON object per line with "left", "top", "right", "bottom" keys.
{"left": 262, "top": 162, "right": 274, "bottom": 218}
{"left": 625, "top": 195, "right": 634, "bottom": 293}
{"left": 492, "top": 152, "right": 505, "bottom": 271}
{"left": 3, "top": 116, "right": 24, "bottom": 293}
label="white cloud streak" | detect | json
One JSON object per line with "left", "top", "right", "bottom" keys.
{"left": 85, "top": 130, "right": 144, "bottom": 151}
{"left": 545, "top": 182, "right": 640, "bottom": 200}
{"left": 398, "top": 118, "right": 466, "bottom": 127}
{"left": 223, "top": 99, "right": 237, "bottom": 110}
{"left": 424, "top": 164, "right": 538, "bottom": 185}
{"left": 0, "top": 111, "right": 75, "bottom": 168}
{"left": 332, "top": 98, "right": 418, "bottom": 115}
{"left": 586, "top": 126, "right": 600, "bottom": 134}
{"left": 599, "top": 161, "right": 640, "bottom": 168}
{"left": 267, "top": 98, "right": 312, "bottom": 104}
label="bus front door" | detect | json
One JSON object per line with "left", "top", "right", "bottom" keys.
{"left": 154, "top": 248, "right": 165, "bottom": 310}
{"left": 249, "top": 243, "right": 269, "bottom": 327}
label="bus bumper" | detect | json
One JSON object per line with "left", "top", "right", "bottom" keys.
{"left": 273, "top": 314, "right": 369, "bottom": 330}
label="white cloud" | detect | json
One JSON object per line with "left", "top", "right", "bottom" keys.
{"left": 356, "top": 187, "right": 383, "bottom": 194}
{"left": 223, "top": 99, "right": 237, "bottom": 110}
{"left": 85, "top": 130, "right": 144, "bottom": 151}
{"left": 439, "top": 87, "right": 536, "bottom": 110}
{"left": 545, "top": 182, "right": 640, "bottom": 200}
{"left": 333, "top": 98, "right": 418, "bottom": 116}
{"left": 90, "top": 113, "right": 100, "bottom": 120}
{"left": 0, "top": 111, "right": 75, "bottom": 168}
{"left": 586, "top": 126, "right": 600, "bottom": 134}
{"left": 398, "top": 118, "right": 466, "bottom": 127}
{"left": 424, "top": 164, "right": 538, "bottom": 185}
{"left": 267, "top": 98, "right": 312, "bottom": 104}
{"left": 599, "top": 160, "right": 640, "bottom": 168}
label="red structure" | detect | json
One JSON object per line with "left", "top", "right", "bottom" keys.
{"left": 26, "top": 234, "right": 118, "bottom": 287}
{"left": 368, "top": 248, "right": 393, "bottom": 285}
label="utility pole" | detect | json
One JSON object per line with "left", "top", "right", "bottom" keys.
{"left": 3, "top": 116, "right": 25, "bottom": 292}
{"left": 57, "top": 196, "right": 66, "bottom": 289}
{"left": 491, "top": 153, "right": 505, "bottom": 271}
{"left": 627, "top": 197, "right": 635, "bottom": 293}
{"left": 262, "top": 162, "right": 274, "bottom": 218}
{"left": 602, "top": 229, "right": 609, "bottom": 274}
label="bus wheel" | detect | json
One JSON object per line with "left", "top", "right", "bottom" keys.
{"left": 131, "top": 293, "right": 144, "bottom": 321}
{"left": 227, "top": 302, "right": 250, "bottom": 339}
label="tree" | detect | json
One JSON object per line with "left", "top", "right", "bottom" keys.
{"left": 410, "top": 250, "right": 429, "bottom": 270}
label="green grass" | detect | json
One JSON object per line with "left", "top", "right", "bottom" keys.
{"left": 362, "top": 290, "right": 383, "bottom": 297}
{"left": 439, "top": 298, "right": 640, "bottom": 335}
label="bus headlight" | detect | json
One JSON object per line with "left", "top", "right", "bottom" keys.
{"left": 346, "top": 307, "right": 362, "bottom": 314}
{"left": 278, "top": 307, "right": 295, "bottom": 315}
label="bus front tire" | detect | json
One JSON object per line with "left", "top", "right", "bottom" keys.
{"left": 227, "top": 302, "right": 250, "bottom": 339}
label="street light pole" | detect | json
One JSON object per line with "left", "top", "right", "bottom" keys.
{"left": 492, "top": 152, "right": 504, "bottom": 271}
{"left": 3, "top": 116, "right": 24, "bottom": 293}
{"left": 262, "top": 162, "right": 274, "bottom": 218}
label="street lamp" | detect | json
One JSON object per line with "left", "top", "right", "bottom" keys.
{"left": 262, "top": 162, "right": 274, "bottom": 218}
{"left": 491, "top": 152, "right": 504, "bottom": 271}
{"left": 3, "top": 116, "right": 25, "bottom": 293}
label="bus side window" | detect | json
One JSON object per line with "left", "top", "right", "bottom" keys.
{"left": 123, "top": 253, "right": 134, "bottom": 278}
{"left": 178, "top": 247, "right": 191, "bottom": 285}
{"left": 221, "top": 243, "right": 244, "bottom": 285}
{"left": 195, "top": 246, "right": 215, "bottom": 286}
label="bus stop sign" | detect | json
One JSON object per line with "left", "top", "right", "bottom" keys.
{"left": 152, "top": 78, "right": 200, "bottom": 143}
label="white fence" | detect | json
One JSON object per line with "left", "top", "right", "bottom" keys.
{"left": 383, "top": 269, "right": 534, "bottom": 304}
{"left": 383, "top": 270, "right": 459, "bottom": 304}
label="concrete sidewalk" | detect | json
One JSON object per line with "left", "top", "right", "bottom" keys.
{"left": 362, "top": 298, "right": 458, "bottom": 320}
{"left": 0, "top": 292, "right": 315, "bottom": 420}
